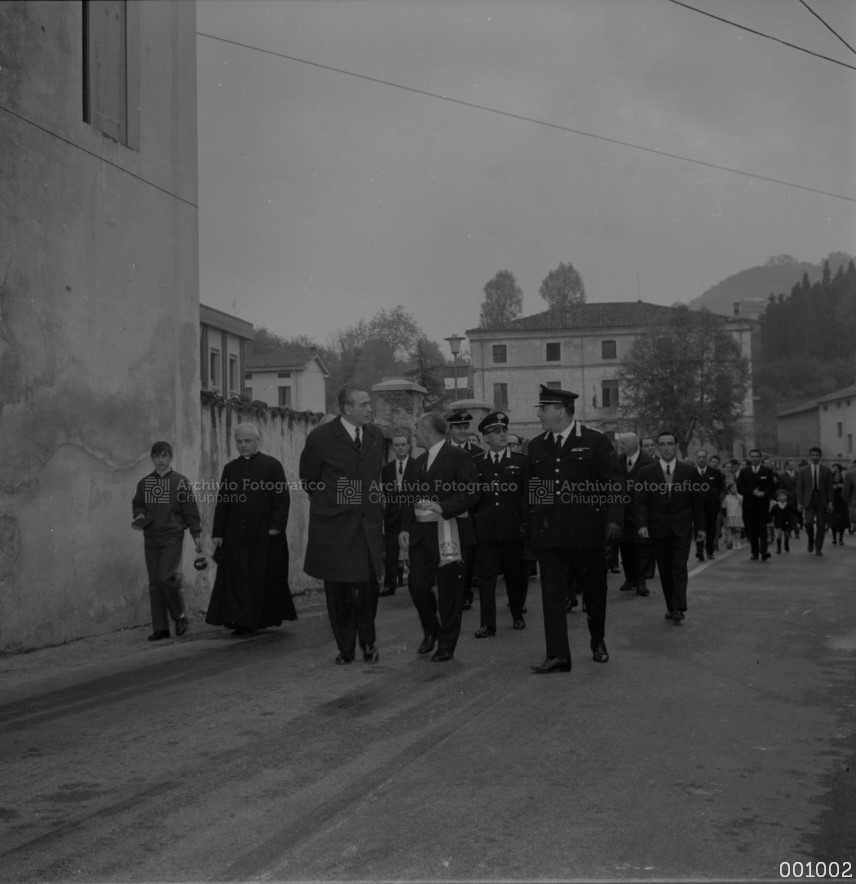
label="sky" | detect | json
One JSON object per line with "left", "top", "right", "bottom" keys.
{"left": 196, "top": 0, "right": 856, "bottom": 353}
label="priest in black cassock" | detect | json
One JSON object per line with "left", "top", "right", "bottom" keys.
{"left": 205, "top": 423, "right": 296, "bottom": 635}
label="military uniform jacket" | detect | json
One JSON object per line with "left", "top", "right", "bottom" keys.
{"left": 474, "top": 449, "right": 529, "bottom": 543}
{"left": 527, "top": 422, "right": 624, "bottom": 550}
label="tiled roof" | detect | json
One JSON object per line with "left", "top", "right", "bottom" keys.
{"left": 246, "top": 344, "right": 319, "bottom": 371}
{"left": 466, "top": 301, "right": 693, "bottom": 334}
{"left": 816, "top": 382, "right": 856, "bottom": 404}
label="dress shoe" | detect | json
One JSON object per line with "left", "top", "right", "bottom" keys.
{"left": 335, "top": 652, "right": 354, "bottom": 664}
{"left": 512, "top": 618, "right": 526, "bottom": 630}
{"left": 761, "top": 552, "right": 771, "bottom": 561}
{"left": 417, "top": 633, "right": 437, "bottom": 655}
{"left": 707, "top": 553, "right": 714, "bottom": 560}
{"left": 695, "top": 553, "right": 705, "bottom": 563}
{"left": 636, "top": 586, "right": 650, "bottom": 597}
{"left": 378, "top": 588, "right": 396, "bottom": 597}
{"left": 175, "top": 617, "right": 189, "bottom": 637}
{"left": 531, "top": 657, "right": 571, "bottom": 674}
{"left": 566, "top": 595, "right": 578, "bottom": 612}
{"left": 147, "top": 630, "right": 170, "bottom": 641}
{"left": 808, "top": 541, "right": 814, "bottom": 553}
{"left": 431, "top": 649, "right": 453, "bottom": 662}
{"left": 231, "top": 626, "right": 253, "bottom": 636}
{"left": 618, "top": 581, "right": 634, "bottom": 592}
{"left": 461, "top": 600, "right": 473, "bottom": 611}
{"left": 474, "top": 626, "right": 495, "bottom": 638}
{"left": 363, "top": 643, "right": 379, "bottom": 663}
{"left": 750, "top": 555, "right": 759, "bottom": 561}
{"left": 664, "top": 611, "right": 676, "bottom": 620}
{"left": 592, "top": 640, "right": 609, "bottom": 663}
{"left": 609, "top": 565, "right": 621, "bottom": 574}
{"left": 815, "top": 550, "right": 823, "bottom": 556}
{"left": 672, "top": 611, "right": 685, "bottom": 623}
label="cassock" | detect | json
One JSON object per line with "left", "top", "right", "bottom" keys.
{"left": 206, "top": 451, "right": 297, "bottom": 630}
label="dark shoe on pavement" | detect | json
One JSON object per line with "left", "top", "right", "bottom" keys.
{"left": 147, "top": 630, "right": 170, "bottom": 641}
{"left": 461, "top": 600, "right": 473, "bottom": 611}
{"left": 417, "top": 633, "right": 437, "bottom": 655}
{"left": 664, "top": 611, "right": 676, "bottom": 620}
{"left": 808, "top": 541, "right": 814, "bottom": 553}
{"left": 378, "top": 587, "right": 396, "bottom": 597}
{"left": 750, "top": 555, "right": 759, "bottom": 561}
{"left": 592, "top": 640, "right": 609, "bottom": 663}
{"left": 431, "top": 649, "right": 453, "bottom": 662}
{"left": 530, "top": 657, "right": 571, "bottom": 674}
{"left": 762, "top": 552, "right": 771, "bottom": 561}
{"left": 175, "top": 617, "right": 189, "bottom": 637}
{"left": 566, "top": 595, "right": 578, "bottom": 612}
{"left": 672, "top": 611, "right": 685, "bottom": 623}
{"left": 231, "top": 626, "right": 254, "bottom": 636}
{"left": 815, "top": 550, "right": 823, "bottom": 556}
{"left": 512, "top": 618, "right": 526, "bottom": 630}
{"left": 618, "top": 581, "right": 634, "bottom": 592}
{"left": 707, "top": 553, "right": 714, "bottom": 560}
{"left": 335, "top": 652, "right": 355, "bottom": 665}
{"left": 363, "top": 643, "right": 379, "bottom": 663}
{"left": 636, "top": 585, "right": 650, "bottom": 597}
{"left": 474, "top": 626, "right": 495, "bottom": 639}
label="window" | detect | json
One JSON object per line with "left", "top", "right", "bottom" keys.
{"left": 209, "top": 349, "right": 221, "bottom": 390}
{"left": 546, "top": 381, "right": 562, "bottom": 390}
{"left": 277, "top": 371, "right": 292, "bottom": 378}
{"left": 546, "top": 342, "right": 561, "bottom": 362}
{"left": 848, "top": 434, "right": 853, "bottom": 453}
{"left": 838, "top": 422, "right": 843, "bottom": 438}
{"left": 82, "top": 1, "right": 139, "bottom": 147}
{"left": 602, "top": 340, "right": 617, "bottom": 360}
{"left": 601, "top": 379, "right": 619, "bottom": 409}
{"left": 245, "top": 387, "right": 253, "bottom": 401}
{"left": 244, "top": 372, "right": 253, "bottom": 380}
{"left": 278, "top": 387, "right": 292, "bottom": 407}
{"left": 492, "top": 344, "right": 507, "bottom": 364}
{"left": 228, "top": 356, "right": 238, "bottom": 395}
{"left": 493, "top": 383, "right": 508, "bottom": 410}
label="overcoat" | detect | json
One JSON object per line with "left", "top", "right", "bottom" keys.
{"left": 299, "top": 416, "right": 384, "bottom": 582}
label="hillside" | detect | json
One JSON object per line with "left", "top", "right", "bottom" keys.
{"left": 688, "top": 253, "right": 852, "bottom": 315}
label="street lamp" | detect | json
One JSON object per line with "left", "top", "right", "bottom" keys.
{"left": 444, "top": 334, "right": 465, "bottom": 398}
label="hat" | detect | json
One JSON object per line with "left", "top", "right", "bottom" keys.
{"left": 478, "top": 411, "right": 509, "bottom": 434}
{"left": 535, "top": 384, "right": 579, "bottom": 407}
{"left": 446, "top": 410, "right": 473, "bottom": 426}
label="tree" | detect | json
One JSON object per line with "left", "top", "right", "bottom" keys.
{"left": 618, "top": 307, "right": 750, "bottom": 456}
{"left": 404, "top": 336, "right": 447, "bottom": 407}
{"left": 539, "top": 261, "right": 585, "bottom": 311}
{"left": 479, "top": 269, "right": 523, "bottom": 328}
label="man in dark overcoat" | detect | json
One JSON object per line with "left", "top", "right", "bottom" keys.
{"left": 206, "top": 423, "right": 296, "bottom": 635}
{"left": 400, "top": 412, "right": 481, "bottom": 662}
{"left": 736, "top": 448, "right": 778, "bottom": 561}
{"left": 634, "top": 431, "right": 705, "bottom": 623}
{"left": 616, "top": 432, "right": 653, "bottom": 597}
{"left": 379, "top": 431, "right": 419, "bottom": 597}
{"left": 693, "top": 447, "right": 726, "bottom": 562}
{"left": 527, "top": 385, "right": 624, "bottom": 673}
{"left": 300, "top": 383, "right": 385, "bottom": 663}
{"left": 472, "top": 411, "right": 529, "bottom": 637}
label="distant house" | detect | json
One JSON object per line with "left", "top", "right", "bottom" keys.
{"left": 200, "top": 304, "right": 255, "bottom": 398}
{"left": 245, "top": 345, "right": 330, "bottom": 413}
{"left": 466, "top": 301, "right": 754, "bottom": 445}
{"left": 779, "top": 383, "right": 856, "bottom": 460}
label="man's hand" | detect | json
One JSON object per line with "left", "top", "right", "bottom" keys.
{"left": 399, "top": 530, "right": 410, "bottom": 552}
{"left": 753, "top": 488, "right": 765, "bottom": 497}
{"left": 418, "top": 500, "right": 443, "bottom": 516}
{"left": 605, "top": 522, "right": 622, "bottom": 542}
{"left": 212, "top": 537, "right": 223, "bottom": 547}
{"left": 696, "top": 531, "right": 706, "bottom": 542}
{"left": 637, "top": 527, "right": 649, "bottom": 540}
{"left": 268, "top": 529, "right": 281, "bottom": 535}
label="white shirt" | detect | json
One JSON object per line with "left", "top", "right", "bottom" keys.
{"left": 340, "top": 416, "right": 360, "bottom": 443}
{"left": 395, "top": 457, "right": 408, "bottom": 486}
{"left": 660, "top": 458, "right": 675, "bottom": 479}
{"left": 626, "top": 451, "right": 638, "bottom": 471}
{"left": 426, "top": 440, "right": 445, "bottom": 471}
{"left": 490, "top": 449, "right": 506, "bottom": 466}
{"left": 552, "top": 420, "right": 577, "bottom": 449}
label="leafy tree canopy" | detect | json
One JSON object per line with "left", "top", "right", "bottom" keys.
{"left": 539, "top": 261, "right": 586, "bottom": 311}
{"left": 479, "top": 269, "right": 523, "bottom": 328}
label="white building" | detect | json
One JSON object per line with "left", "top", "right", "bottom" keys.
{"left": 245, "top": 347, "right": 330, "bottom": 413}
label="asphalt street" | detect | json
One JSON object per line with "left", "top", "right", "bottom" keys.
{"left": 1, "top": 540, "right": 854, "bottom": 882}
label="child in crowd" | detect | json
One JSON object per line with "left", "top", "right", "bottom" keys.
{"left": 770, "top": 489, "right": 798, "bottom": 553}
{"left": 724, "top": 483, "right": 743, "bottom": 550}
{"left": 132, "top": 441, "right": 203, "bottom": 641}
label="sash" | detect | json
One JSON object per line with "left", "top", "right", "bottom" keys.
{"left": 414, "top": 502, "right": 463, "bottom": 565}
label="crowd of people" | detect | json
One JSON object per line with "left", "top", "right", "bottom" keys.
{"left": 131, "top": 383, "right": 856, "bottom": 675}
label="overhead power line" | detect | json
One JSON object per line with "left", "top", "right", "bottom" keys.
{"left": 666, "top": 0, "right": 856, "bottom": 71}
{"left": 197, "top": 31, "right": 856, "bottom": 204}
{"left": 797, "top": 0, "right": 856, "bottom": 58}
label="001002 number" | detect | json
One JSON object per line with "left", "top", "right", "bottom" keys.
{"left": 780, "top": 861, "right": 852, "bottom": 878}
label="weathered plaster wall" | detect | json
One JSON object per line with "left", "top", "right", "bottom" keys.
{"left": 0, "top": 1, "right": 200, "bottom": 650}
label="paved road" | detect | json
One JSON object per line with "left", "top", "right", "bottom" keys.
{"left": 1, "top": 541, "right": 854, "bottom": 882}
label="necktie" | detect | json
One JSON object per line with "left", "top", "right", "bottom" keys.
{"left": 555, "top": 434, "right": 563, "bottom": 450}
{"left": 813, "top": 466, "right": 817, "bottom": 491}
{"left": 494, "top": 453, "right": 500, "bottom": 466}
{"left": 354, "top": 427, "right": 361, "bottom": 450}
{"left": 665, "top": 463, "right": 672, "bottom": 494}
{"left": 627, "top": 456, "right": 633, "bottom": 472}
{"left": 398, "top": 460, "right": 403, "bottom": 477}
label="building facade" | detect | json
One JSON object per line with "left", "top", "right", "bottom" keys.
{"left": 245, "top": 348, "right": 330, "bottom": 413}
{"left": 818, "top": 384, "right": 856, "bottom": 461}
{"left": 466, "top": 302, "right": 754, "bottom": 446}
{"left": 0, "top": 0, "right": 199, "bottom": 650}
{"left": 200, "top": 303, "right": 254, "bottom": 398}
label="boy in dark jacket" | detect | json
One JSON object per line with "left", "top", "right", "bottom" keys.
{"left": 770, "top": 489, "right": 798, "bottom": 554}
{"left": 132, "top": 441, "right": 203, "bottom": 640}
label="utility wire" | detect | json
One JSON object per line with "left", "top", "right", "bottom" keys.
{"left": 197, "top": 31, "right": 856, "bottom": 204}
{"left": 666, "top": 0, "right": 856, "bottom": 71}
{"left": 797, "top": 0, "right": 856, "bottom": 58}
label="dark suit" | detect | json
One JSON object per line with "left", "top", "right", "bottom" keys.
{"left": 474, "top": 448, "right": 529, "bottom": 629}
{"left": 402, "top": 442, "right": 481, "bottom": 656}
{"left": 736, "top": 465, "right": 778, "bottom": 557}
{"left": 299, "top": 417, "right": 385, "bottom": 657}
{"left": 695, "top": 466, "right": 725, "bottom": 558}
{"left": 528, "top": 422, "right": 624, "bottom": 661}
{"left": 635, "top": 460, "right": 705, "bottom": 615}
{"left": 450, "top": 440, "right": 483, "bottom": 604}
{"left": 381, "top": 456, "right": 419, "bottom": 591}
{"left": 796, "top": 463, "right": 833, "bottom": 552}
{"left": 619, "top": 450, "right": 654, "bottom": 591}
